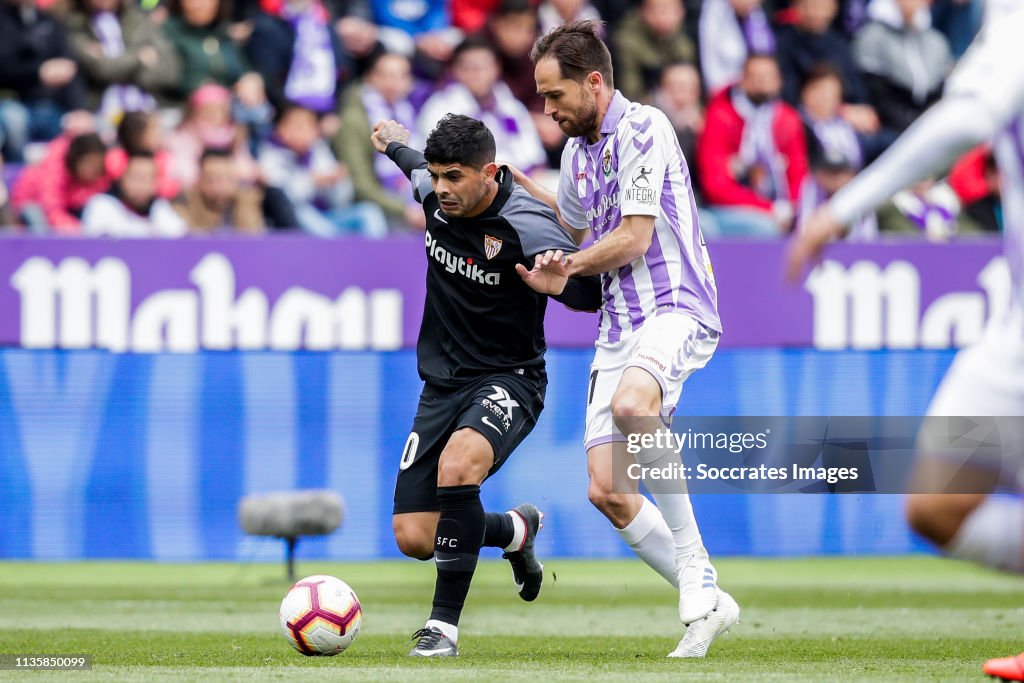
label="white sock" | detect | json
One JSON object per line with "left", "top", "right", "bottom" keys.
{"left": 632, "top": 444, "right": 704, "bottom": 564}
{"left": 504, "top": 509, "right": 527, "bottom": 552}
{"left": 425, "top": 619, "right": 458, "bottom": 643}
{"left": 616, "top": 497, "right": 680, "bottom": 587}
{"left": 946, "top": 496, "right": 1024, "bottom": 573}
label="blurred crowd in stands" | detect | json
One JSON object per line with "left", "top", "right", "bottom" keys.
{"left": 0, "top": 0, "right": 999, "bottom": 240}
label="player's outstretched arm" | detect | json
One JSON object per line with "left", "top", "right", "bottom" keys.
{"left": 370, "top": 119, "right": 410, "bottom": 153}
{"left": 516, "top": 250, "right": 570, "bottom": 295}
{"left": 516, "top": 251, "right": 602, "bottom": 311}
{"left": 561, "top": 215, "right": 655, "bottom": 277}
{"left": 371, "top": 119, "right": 428, "bottom": 179}
{"left": 785, "top": 96, "right": 1001, "bottom": 282}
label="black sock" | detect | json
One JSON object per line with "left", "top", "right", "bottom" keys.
{"left": 429, "top": 484, "right": 485, "bottom": 627}
{"left": 483, "top": 511, "right": 514, "bottom": 549}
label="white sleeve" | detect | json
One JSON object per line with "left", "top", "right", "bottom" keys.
{"left": 258, "top": 145, "right": 288, "bottom": 188}
{"left": 80, "top": 195, "right": 117, "bottom": 236}
{"left": 151, "top": 199, "right": 188, "bottom": 237}
{"left": 617, "top": 110, "right": 669, "bottom": 218}
{"left": 699, "top": 0, "right": 743, "bottom": 95}
{"left": 555, "top": 142, "right": 587, "bottom": 230}
{"left": 830, "top": 8, "right": 1024, "bottom": 225}
{"left": 943, "top": 7, "right": 1024, "bottom": 128}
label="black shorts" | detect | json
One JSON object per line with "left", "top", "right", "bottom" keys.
{"left": 393, "top": 370, "right": 546, "bottom": 514}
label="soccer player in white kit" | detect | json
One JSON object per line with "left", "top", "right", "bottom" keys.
{"left": 789, "top": 2, "right": 1024, "bottom": 677}
{"left": 515, "top": 20, "right": 740, "bottom": 657}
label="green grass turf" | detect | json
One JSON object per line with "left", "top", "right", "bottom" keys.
{"left": 0, "top": 556, "right": 1021, "bottom": 681}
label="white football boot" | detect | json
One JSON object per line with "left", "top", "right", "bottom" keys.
{"left": 668, "top": 588, "right": 740, "bottom": 658}
{"left": 677, "top": 552, "right": 719, "bottom": 624}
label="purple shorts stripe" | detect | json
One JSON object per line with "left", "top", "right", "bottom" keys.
{"left": 585, "top": 434, "right": 627, "bottom": 451}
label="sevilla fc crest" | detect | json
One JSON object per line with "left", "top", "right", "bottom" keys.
{"left": 484, "top": 234, "right": 503, "bottom": 260}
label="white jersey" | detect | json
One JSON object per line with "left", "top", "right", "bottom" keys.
{"left": 944, "top": 1, "right": 1024, "bottom": 305}
{"left": 556, "top": 91, "right": 721, "bottom": 344}
{"left": 831, "top": 1, "right": 1024, "bottom": 307}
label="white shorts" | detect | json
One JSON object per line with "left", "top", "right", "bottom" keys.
{"left": 923, "top": 307, "right": 1024, "bottom": 486}
{"left": 584, "top": 312, "right": 720, "bottom": 450}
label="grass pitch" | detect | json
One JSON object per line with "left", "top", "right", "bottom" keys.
{"left": 0, "top": 556, "right": 1020, "bottom": 681}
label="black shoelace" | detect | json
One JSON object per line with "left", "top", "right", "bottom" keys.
{"left": 411, "top": 627, "right": 445, "bottom": 649}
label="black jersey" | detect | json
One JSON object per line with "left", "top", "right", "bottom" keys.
{"left": 385, "top": 143, "right": 599, "bottom": 388}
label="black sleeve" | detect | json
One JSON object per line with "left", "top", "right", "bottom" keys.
{"left": 552, "top": 274, "right": 602, "bottom": 312}
{"left": 385, "top": 142, "right": 428, "bottom": 180}
{"left": 385, "top": 142, "right": 432, "bottom": 203}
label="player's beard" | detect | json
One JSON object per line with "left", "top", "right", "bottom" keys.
{"left": 558, "top": 92, "right": 599, "bottom": 139}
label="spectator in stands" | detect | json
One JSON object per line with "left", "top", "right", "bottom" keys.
{"left": 539, "top": 0, "right": 603, "bottom": 37}
{"left": 418, "top": 36, "right": 547, "bottom": 174}
{"left": 82, "top": 151, "right": 187, "bottom": 236}
{"left": 698, "top": 53, "right": 808, "bottom": 236}
{"left": 160, "top": 0, "right": 268, "bottom": 110}
{"left": 651, "top": 62, "right": 705, "bottom": 201}
{"left": 875, "top": 177, "right": 973, "bottom": 240}
{"left": 485, "top": 0, "right": 564, "bottom": 166}
{"left": 245, "top": 0, "right": 353, "bottom": 114}
{"left": 107, "top": 110, "right": 180, "bottom": 199}
{"left": 452, "top": 0, "right": 498, "bottom": 34}
{"left": 487, "top": 0, "right": 541, "bottom": 112}
{"left": 0, "top": 152, "right": 13, "bottom": 228}
{"left": 331, "top": 2, "right": 389, "bottom": 69}
{"left": 795, "top": 145, "right": 877, "bottom": 240}
{"left": 852, "top": 0, "right": 952, "bottom": 135}
{"left": 930, "top": 0, "right": 982, "bottom": 58}
{"left": 12, "top": 131, "right": 110, "bottom": 233}
{"left": 336, "top": 51, "right": 425, "bottom": 230}
{"left": 613, "top": 0, "right": 695, "bottom": 102}
{"left": 360, "top": 0, "right": 460, "bottom": 79}
{"left": 62, "top": 0, "right": 182, "bottom": 130}
{"left": 173, "top": 147, "right": 267, "bottom": 233}
{"left": 774, "top": 0, "right": 868, "bottom": 107}
{"left": 167, "top": 83, "right": 258, "bottom": 189}
{"left": 948, "top": 146, "right": 1001, "bottom": 233}
{"left": 0, "top": 0, "right": 85, "bottom": 162}
{"left": 698, "top": 0, "right": 775, "bottom": 96}
{"left": 259, "top": 102, "right": 387, "bottom": 236}
{"left": 799, "top": 64, "right": 862, "bottom": 177}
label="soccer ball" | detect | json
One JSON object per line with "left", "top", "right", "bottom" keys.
{"left": 279, "top": 575, "right": 362, "bottom": 656}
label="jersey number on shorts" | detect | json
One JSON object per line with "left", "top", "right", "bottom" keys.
{"left": 588, "top": 369, "right": 598, "bottom": 406}
{"left": 399, "top": 432, "right": 419, "bottom": 471}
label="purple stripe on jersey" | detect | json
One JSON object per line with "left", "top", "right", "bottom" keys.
{"left": 1006, "top": 119, "right": 1024, "bottom": 305}
{"left": 616, "top": 263, "right": 646, "bottom": 331}
{"left": 645, "top": 226, "right": 676, "bottom": 310}
{"left": 572, "top": 149, "right": 582, "bottom": 192}
{"left": 630, "top": 117, "right": 652, "bottom": 134}
{"left": 658, "top": 162, "right": 693, "bottom": 310}
{"left": 632, "top": 137, "right": 654, "bottom": 154}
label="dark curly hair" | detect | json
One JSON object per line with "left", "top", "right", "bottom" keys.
{"left": 423, "top": 114, "right": 496, "bottom": 169}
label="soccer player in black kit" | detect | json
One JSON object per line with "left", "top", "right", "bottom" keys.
{"left": 370, "top": 114, "right": 600, "bottom": 657}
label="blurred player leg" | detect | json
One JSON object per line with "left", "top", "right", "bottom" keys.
{"left": 906, "top": 311, "right": 1024, "bottom": 675}
{"left": 907, "top": 312, "right": 1024, "bottom": 573}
